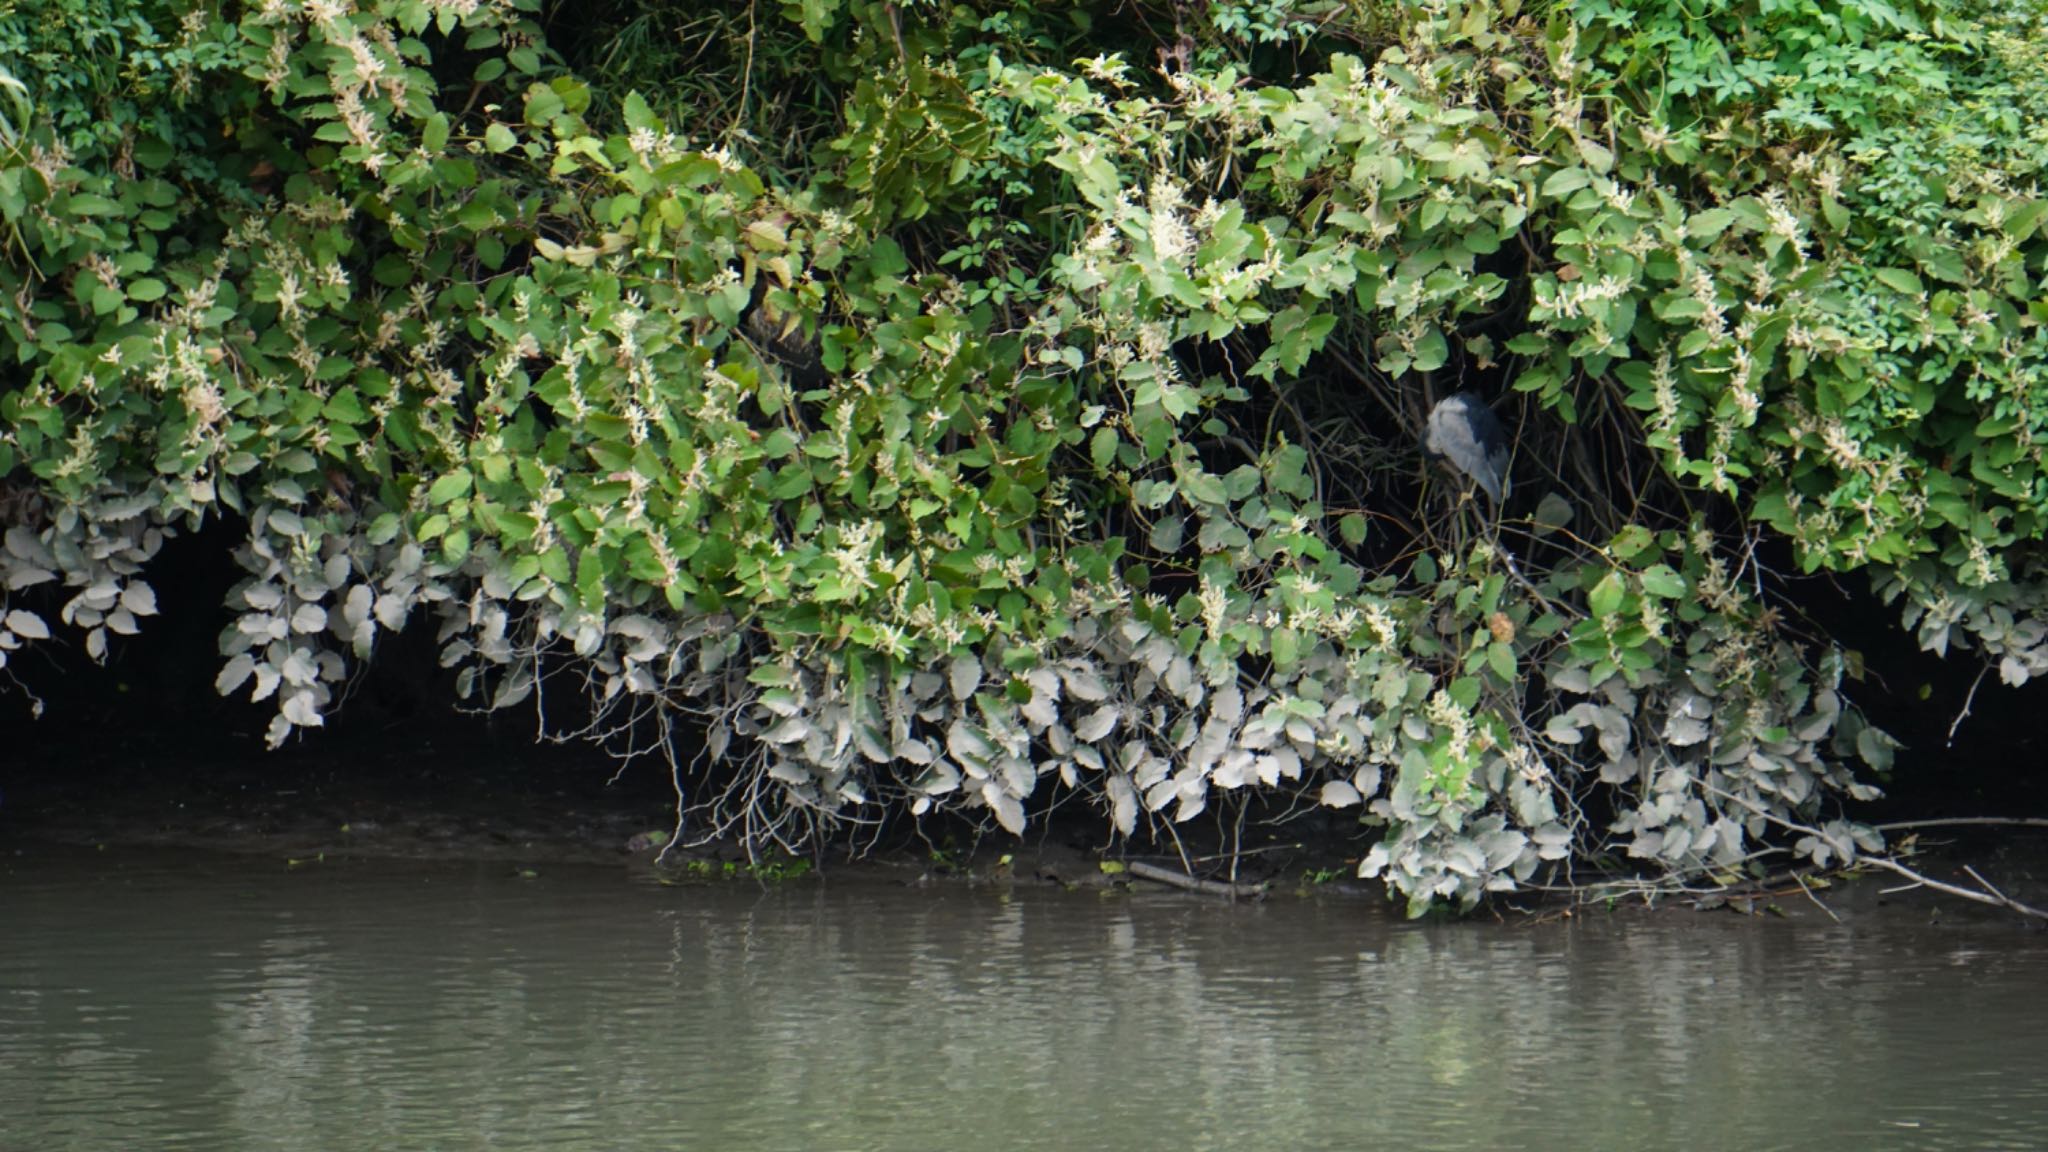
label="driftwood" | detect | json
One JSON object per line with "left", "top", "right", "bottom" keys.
{"left": 1126, "top": 860, "right": 1265, "bottom": 899}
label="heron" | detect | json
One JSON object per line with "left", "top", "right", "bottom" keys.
{"left": 1424, "top": 391, "right": 1510, "bottom": 508}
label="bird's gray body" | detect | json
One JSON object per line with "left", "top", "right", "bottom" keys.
{"left": 1425, "top": 392, "right": 1510, "bottom": 506}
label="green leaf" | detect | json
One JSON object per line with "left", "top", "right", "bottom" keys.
{"left": 1180, "top": 471, "right": 1228, "bottom": 506}
{"left": 1447, "top": 676, "right": 1481, "bottom": 709}
{"left": 1542, "top": 167, "right": 1590, "bottom": 198}
{"left": 1532, "top": 492, "right": 1573, "bottom": 536}
{"left": 1872, "top": 267, "right": 1923, "bottom": 296}
{"left": 1271, "top": 626, "right": 1300, "bottom": 669}
{"left": 1091, "top": 427, "right": 1118, "bottom": 471}
{"left": 427, "top": 470, "right": 473, "bottom": 506}
{"left": 1148, "top": 515, "right": 1184, "bottom": 552}
{"left": 1412, "top": 326, "right": 1448, "bottom": 373}
{"left": 423, "top": 113, "right": 450, "bottom": 154}
{"left": 2005, "top": 200, "right": 2047, "bottom": 242}
{"left": 622, "top": 91, "right": 656, "bottom": 132}
{"left": 539, "top": 547, "right": 571, "bottom": 585}
{"left": 322, "top": 388, "right": 367, "bottom": 424}
{"left": 1609, "top": 525, "right": 1655, "bottom": 561}
{"left": 1820, "top": 196, "right": 1849, "bottom": 233}
{"left": 132, "top": 137, "right": 173, "bottom": 170}
{"left": 1588, "top": 572, "right": 1625, "bottom": 617}
{"left": 1486, "top": 641, "right": 1516, "bottom": 681}
{"left": 576, "top": 548, "right": 606, "bottom": 613}
{"left": 1639, "top": 564, "right": 1686, "bottom": 598}
{"left": 1685, "top": 208, "right": 1736, "bottom": 241}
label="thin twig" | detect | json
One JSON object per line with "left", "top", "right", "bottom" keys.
{"left": 1162, "top": 810, "right": 1196, "bottom": 879}
{"left": 1962, "top": 865, "right": 2012, "bottom": 904}
{"left": 1793, "top": 873, "right": 1841, "bottom": 924}
{"left": 1228, "top": 801, "right": 1246, "bottom": 887}
{"left": 730, "top": 0, "right": 758, "bottom": 144}
{"left": 1186, "top": 842, "right": 1304, "bottom": 863}
{"left": 1948, "top": 663, "right": 1990, "bottom": 747}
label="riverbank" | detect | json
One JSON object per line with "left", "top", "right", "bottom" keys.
{"left": 0, "top": 720, "right": 1382, "bottom": 896}
{"left": 6, "top": 719, "right": 2046, "bottom": 928}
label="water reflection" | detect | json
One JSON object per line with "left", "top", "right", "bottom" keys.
{"left": 1, "top": 849, "right": 2043, "bottom": 1151}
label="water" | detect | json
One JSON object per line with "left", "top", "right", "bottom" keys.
{"left": 2, "top": 847, "right": 2044, "bottom": 1150}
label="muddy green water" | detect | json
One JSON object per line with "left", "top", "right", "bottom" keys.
{"left": 2, "top": 848, "right": 2044, "bottom": 1151}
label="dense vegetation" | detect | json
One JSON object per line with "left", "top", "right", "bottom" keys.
{"left": 1, "top": 0, "right": 2043, "bottom": 911}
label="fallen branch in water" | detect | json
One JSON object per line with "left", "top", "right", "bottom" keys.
{"left": 1126, "top": 860, "right": 1265, "bottom": 899}
{"left": 1701, "top": 785, "right": 2048, "bottom": 923}
{"left": 1875, "top": 817, "right": 2048, "bottom": 833}
{"left": 1856, "top": 856, "right": 2048, "bottom": 922}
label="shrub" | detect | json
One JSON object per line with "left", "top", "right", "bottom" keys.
{"left": 1, "top": 0, "right": 2042, "bottom": 911}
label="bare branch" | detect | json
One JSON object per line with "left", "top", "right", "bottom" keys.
{"left": 1127, "top": 860, "right": 1265, "bottom": 899}
{"left": 1947, "top": 662, "right": 1990, "bottom": 748}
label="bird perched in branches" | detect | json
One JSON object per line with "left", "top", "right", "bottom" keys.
{"left": 1425, "top": 391, "right": 1510, "bottom": 507}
